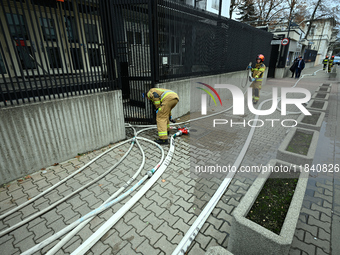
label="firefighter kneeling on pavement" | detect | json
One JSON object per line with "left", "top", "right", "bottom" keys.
{"left": 248, "top": 54, "right": 266, "bottom": 104}
{"left": 146, "top": 88, "right": 179, "bottom": 145}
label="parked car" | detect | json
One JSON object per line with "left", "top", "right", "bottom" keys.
{"left": 334, "top": 56, "right": 340, "bottom": 65}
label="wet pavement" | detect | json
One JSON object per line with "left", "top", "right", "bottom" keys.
{"left": 0, "top": 64, "right": 339, "bottom": 255}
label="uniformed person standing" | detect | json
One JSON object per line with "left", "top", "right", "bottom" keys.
{"left": 328, "top": 56, "right": 334, "bottom": 73}
{"left": 248, "top": 54, "right": 266, "bottom": 104}
{"left": 146, "top": 88, "right": 179, "bottom": 144}
{"left": 323, "top": 56, "right": 328, "bottom": 71}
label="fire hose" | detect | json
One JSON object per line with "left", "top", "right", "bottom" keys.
{"left": 1, "top": 68, "right": 320, "bottom": 254}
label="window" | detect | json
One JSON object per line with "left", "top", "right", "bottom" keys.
{"left": 171, "top": 36, "right": 180, "bottom": 53}
{"left": 65, "top": 16, "right": 79, "bottom": 43}
{"left": 6, "top": 13, "right": 29, "bottom": 40}
{"left": 70, "top": 48, "right": 83, "bottom": 70}
{"left": 135, "top": 32, "right": 142, "bottom": 44}
{"left": 127, "top": 31, "right": 134, "bottom": 45}
{"left": 40, "top": 18, "right": 57, "bottom": 41}
{"left": 88, "top": 48, "right": 101, "bottom": 67}
{"left": 84, "top": 23, "right": 98, "bottom": 43}
{"left": 310, "top": 26, "right": 315, "bottom": 35}
{"left": 211, "top": 0, "right": 219, "bottom": 10}
{"left": 16, "top": 46, "right": 36, "bottom": 69}
{"left": 144, "top": 32, "right": 149, "bottom": 45}
{"left": 46, "top": 47, "right": 62, "bottom": 68}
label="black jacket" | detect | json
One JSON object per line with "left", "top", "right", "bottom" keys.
{"left": 290, "top": 58, "right": 299, "bottom": 72}
{"left": 297, "top": 59, "right": 305, "bottom": 70}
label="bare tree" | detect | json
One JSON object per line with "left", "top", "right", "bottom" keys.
{"left": 304, "top": 0, "right": 323, "bottom": 39}
{"left": 285, "top": 0, "right": 297, "bottom": 27}
{"left": 252, "top": 0, "right": 291, "bottom": 25}
{"left": 229, "top": 0, "right": 243, "bottom": 19}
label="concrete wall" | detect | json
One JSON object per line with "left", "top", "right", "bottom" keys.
{"left": 156, "top": 69, "right": 269, "bottom": 118}
{"left": 0, "top": 91, "right": 125, "bottom": 185}
{"left": 275, "top": 67, "right": 291, "bottom": 79}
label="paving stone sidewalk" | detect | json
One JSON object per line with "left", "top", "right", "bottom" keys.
{"left": 0, "top": 65, "right": 339, "bottom": 255}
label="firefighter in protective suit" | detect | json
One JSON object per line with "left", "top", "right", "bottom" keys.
{"left": 328, "top": 56, "right": 334, "bottom": 73}
{"left": 248, "top": 54, "right": 266, "bottom": 104}
{"left": 323, "top": 56, "right": 328, "bottom": 71}
{"left": 146, "top": 88, "right": 179, "bottom": 144}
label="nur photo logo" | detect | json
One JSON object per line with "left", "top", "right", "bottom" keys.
{"left": 196, "top": 82, "right": 223, "bottom": 115}
{"left": 197, "top": 83, "right": 312, "bottom": 116}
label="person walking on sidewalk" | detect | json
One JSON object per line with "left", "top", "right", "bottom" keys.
{"left": 248, "top": 54, "right": 266, "bottom": 104}
{"left": 146, "top": 88, "right": 179, "bottom": 145}
{"left": 295, "top": 55, "right": 305, "bottom": 79}
{"left": 290, "top": 57, "right": 299, "bottom": 78}
{"left": 323, "top": 56, "right": 329, "bottom": 71}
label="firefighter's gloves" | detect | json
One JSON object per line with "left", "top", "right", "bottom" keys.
{"left": 247, "top": 65, "right": 252, "bottom": 70}
{"left": 251, "top": 78, "right": 256, "bottom": 82}
{"left": 169, "top": 116, "right": 176, "bottom": 123}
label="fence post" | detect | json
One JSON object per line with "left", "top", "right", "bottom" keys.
{"left": 148, "top": 0, "right": 159, "bottom": 85}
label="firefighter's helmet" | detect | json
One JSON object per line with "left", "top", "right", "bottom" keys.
{"left": 331, "top": 56, "right": 335, "bottom": 59}
{"left": 326, "top": 56, "right": 328, "bottom": 59}
{"left": 256, "top": 54, "right": 265, "bottom": 62}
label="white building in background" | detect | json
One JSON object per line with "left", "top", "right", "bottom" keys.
{"left": 301, "top": 17, "right": 337, "bottom": 64}
{"left": 180, "top": 0, "right": 231, "bottom": 18}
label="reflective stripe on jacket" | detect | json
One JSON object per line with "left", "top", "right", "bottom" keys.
{"left": 252, "top": 63, "right": 266, "bottom": 81}
{"left": 147, "top": 88, "right": 179, "bottom": 109}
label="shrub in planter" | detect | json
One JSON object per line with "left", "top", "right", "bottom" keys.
{"left": 306, "top": 99, "right": 328, "bottom": 112}
{"left": 320, "top": 83, "right": 331, "bottom": 87}
{"left": 277, "top": 127, "right": 319, "bottom": 166}
{"left": 296, "top": 110, "right": 325, "bottom": 131}
{"left": 315, "top": 87, "right": 331, "bottom": 93}
{"left": 311, "top": 92, "right": 330, "bottom": 101}
{"left": 228, "top": 159, "right": 308, "bottom": 255}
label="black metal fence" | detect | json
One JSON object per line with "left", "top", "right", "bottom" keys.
{"left": 1, "top": 0, "right": 273, "bottom": 124}
{"left": 0, "top": 0, "right": 117, "bottom": 107}
{"left": 154, "top": 0, "right": 273, "bottom": 82}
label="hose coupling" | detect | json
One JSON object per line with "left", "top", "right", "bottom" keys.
{"left": 146, "top": 169, "right": 155, "bottom": 178}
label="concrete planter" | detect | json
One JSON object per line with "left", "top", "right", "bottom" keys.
{"left": 206, "top": 246, "right": 233, "bottom": 255}
{"left": 315, "top": 86, "right": 331, "bottom": 93}
{"left": 296, "top": 110, "right": 325, "bottom": 131}
{"left": 306, "top": 99, "right": 328, "bottom": 112}
{"left": 311, "top": 92, "right": 330, "bottom": 101}
{"left": 320, "top": 83, "right": 332, "bottom": 88}
{"left": 228, "top": 159, "right": 308, "bottom": 255}
{"left": 277, "top": 127, "right": 319, "bottom": 166}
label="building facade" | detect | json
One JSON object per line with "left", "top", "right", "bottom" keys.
{"left": 301, "top": 17, "right": 337, "bottom": 64}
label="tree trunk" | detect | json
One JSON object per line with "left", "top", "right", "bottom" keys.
{"left": 305, "top": 0, "right": 322, "bottom": 39}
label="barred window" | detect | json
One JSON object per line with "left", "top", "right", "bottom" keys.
{"left": 40, "top": 18, "right": 57, "bottom": 41}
